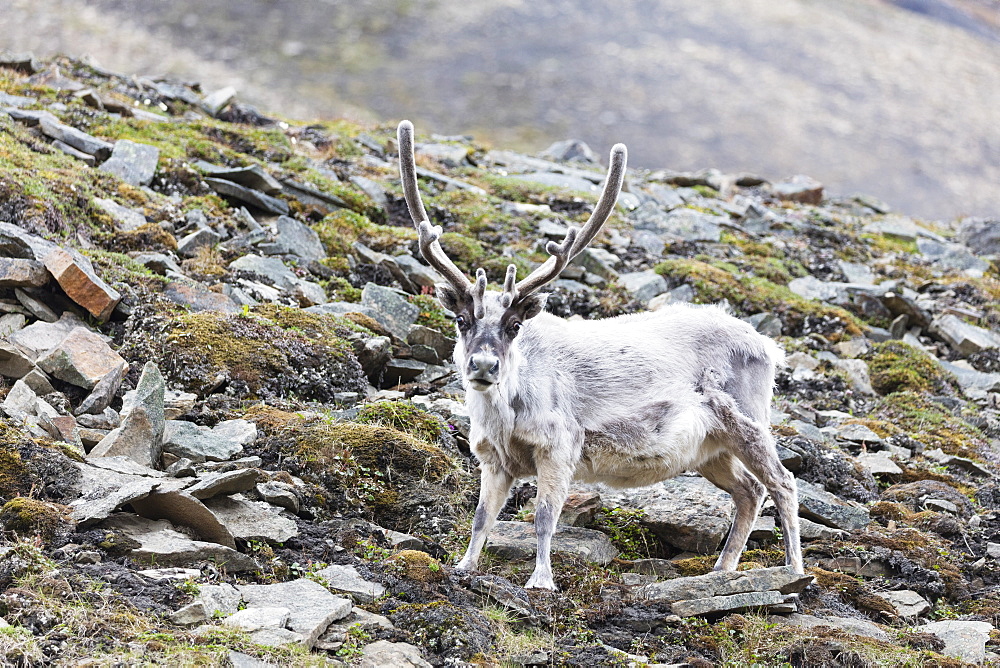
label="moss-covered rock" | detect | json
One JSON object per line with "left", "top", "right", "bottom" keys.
{"left": 388, "top": 600, "right": 493, "bottom": 663}
{"left": 313, "top": 209, "right": 413, "bottom": 257}
{"left": 0, "top": 497, "right": 67, "bottom": 540}
{"left": 254, "top": 416, "right": 466, "bottom": 534}
{"left": 386, "top": 550, "right": 446, "bottom": 583}
{"left": 654, "top": 257, "right": 863, "bottom": 339}
{"left": 866, "top": 341, "right": 958, "bottom": 396}
{"left": 159, "top": 305, "right": 367, "bottom": 400}
{"left": 0, "top": 422, "right": 80, "bottom": 506}
{"left": 870, "top": 393, "right": 985, "bottom": 459}
{"left": 355, "top": 401, "right": 444, "bottom": 444}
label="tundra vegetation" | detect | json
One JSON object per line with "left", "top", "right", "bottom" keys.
{"left": 0, "top": 54, "right": 997, "bottom": 666}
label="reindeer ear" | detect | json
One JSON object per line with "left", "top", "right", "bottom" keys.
{"left": 516, "top": 293, "right": 548, "bottom": 320}
{"left": 435, "top": 283, "right": 464, "bottom": 313}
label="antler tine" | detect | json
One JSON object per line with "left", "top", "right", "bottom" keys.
{"left": 472, "top": 268, "right": 487, "bottom": 318}
{"left": 510, "top": 227, "right": 579, "bottom": 298}
{"left": 500, "top": 264, "right": 518, "bottom": 307}
{"left": 397, "top": 120, "right": 471, "bottom": 292}
{"left": 514, "top": 143, "right": 627, "bottom": 298}
{"left": 568, "top": 143, "right": 628, "bottom": 257}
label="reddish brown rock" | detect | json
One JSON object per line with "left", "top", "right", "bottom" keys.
{"left": 42, "top": 248, "right": 121, "bottom": 321}
{"left": 164, "top": 281, "right": 240, "bottom": 313}
{"left": 37, "top": 327, "right": 127, "bottom": 389}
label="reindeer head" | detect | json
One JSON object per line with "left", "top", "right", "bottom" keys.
{"left": 396, "top": 120, "right": 627, "bottom": 391}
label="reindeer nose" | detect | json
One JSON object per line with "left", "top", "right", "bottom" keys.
{"left": 468, "top": 353, "right": 500, "bottom": 384}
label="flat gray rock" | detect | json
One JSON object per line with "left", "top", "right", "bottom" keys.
{"left": 75, "top": 362, "right": 126, "bottom": 417}
{"left": 195, "top": 583, "right": 242, "bottom": 617}
{"left": 203, "top": 494, "right": 298, "bottom": 543}
{"left": 38, "top": 117, "right": 111, "bottom": 159}
{"left": 99, "top": 514, "right": 257, "bottom": 571}
{"left": 258, "top": 215, "right": 326, "bottom": 261}
{"left": 69, "top": 460, "right": 167, "bottom": 528}
{"left": 778, "top": 613, "right": 889, "bottom": 641}
{"left": 602, "top": 475, "right": 734, "bottom": 553}
{"left": 223, "top": 607, "right": 291, "bottom": 632}
{"left": 177, "top": 228, "right": 221, "bottom": 258}
{"left": 797, "top": 479, "right": 871, "bottom": 531}
{"left": 485, "top": 521, "right": 619, "bottom": 565}
{"left": 238, "top": 579, "right": 352, "bottom": 649}
{"left": 228, "top": 254, "right": 298, "bottom": 290}
{"left": 876, "top": 589, "right": 929, "bottom": 618}
{"left": 92, "top": 198, "right": 147, "bottom": 232}
{"left": 314, "top": 564, "right": 386, "bottom": 603}
{"left": 857, "top": 452, "right": 903, "bottom": 476}
{"left": 0, "top": 258, "right": 48, "bottom": 288}
{"left": 618, "top": 270, "right": 668, "bottom": 302}
{"left": 632, "top": 207, "right": 725, "bottom": 242}
{"left": 938, "top": 359, "right": 1000, "bottom": 393}
{"left": 256, "top": 481, "right": 299, "bottom": 513}
{"left": 163, "top": 419, "right": 253, "bottom": 462}
{"left": 915, "top": 620, "right": 994, "bottom": 664}
{"left": 671, "top": 590, "right": 793, "bottom": 617}
{"left": 130, "top": 488, "right": 237, "bottom": 548}
{"left": 196, "top": 162, "right": 282, "bottom": 194}
{"left": 186, "top": 468, "right": 260, "bottom": 500}
{"left": 639, "top": 566, "right": 813, "bottom": 603}
{"left": 361, "top": 283, "right": 420, "bottom": 340}
{"left": 931, "top": 314, "right": 1000, "bottom": 357}
{"left": 957, "top": 217, "right": 1000, "bottom": 255}
{"left": 206, "top": 178, "right": 289, "bottom": 215}
{"left": 98, "top": 139, "right": 159, "bottom": 186}
{"left": 360, "top": 640, "right": 432, "bottom": 668}
{"left": 0, "top": 341, "right": 34, "bottom": 379}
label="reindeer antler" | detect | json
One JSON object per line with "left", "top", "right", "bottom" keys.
{"left": 397, "top": 120, "right": 472, "bottom": 295}
{"left": 506, "top": 143, "right": 627, "bottom": 303}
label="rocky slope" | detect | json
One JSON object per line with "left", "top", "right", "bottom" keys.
{"left": 0, "top": 52, "right": 999, "bottom": 666}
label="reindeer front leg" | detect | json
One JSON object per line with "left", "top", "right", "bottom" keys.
{"left": 457, "top": 465, "right": 515, "bottom": 572}
{"left": 525, "top": 452, "right": 574, "bottom": 590}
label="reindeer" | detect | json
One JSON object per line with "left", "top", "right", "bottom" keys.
{"left": 396, "top": 120, "right": 802, "bottom": 590}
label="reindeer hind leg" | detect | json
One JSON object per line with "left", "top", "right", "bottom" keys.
{"left": 698, "top": 453, "right": 766, "bottom": 572}
{"left": 702, "top": 378, "right": 804, "bottom": 574}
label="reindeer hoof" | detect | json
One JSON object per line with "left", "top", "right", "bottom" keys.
{"left": 455, "top": 558, "right": 477, "bottom": 572}
{"left": 524, "top": 574, "right": 558, "bottom": 591}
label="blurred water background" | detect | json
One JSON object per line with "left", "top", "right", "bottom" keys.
{"left": 2, "top": 0, "right": 998, "bottom": 219}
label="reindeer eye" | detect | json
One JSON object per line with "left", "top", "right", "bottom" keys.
{"left": 455, "top": 315, "right": 467, "bottom": 329}
{"left": 509, "top": 322, "right": 522, "bottom": 336}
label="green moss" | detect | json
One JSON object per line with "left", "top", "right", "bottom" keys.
{"left": 810, "top": 568, "right": 897, "bottom": 620}
{"left": 0, "top": 497, "right": 65, "bottom": 540}
{"left": 162, "top": 306, "right": 363, "bottom": 399}
{"left": 654, "top": 257, "right": 863, "bottom": 339}
{"left": 286, "top": 418, "right": 459, "bottom": 527}
{"left": 593, "top": 507, "right": 660, "bottom": 560}
{"left": 872, "top": 392, "right": 985, "bottom": 459}
{"left": 672, "top": 556, "right": 715, "bottom": 576}
{"left": 409, "top": 294, "right": 452, "bottom": 331}
{"left": 0, "top": 446, "right": 29, "bottom": 501}
{"left": 467, "top": 171, "right": 597, "bottom": 205}
{"left": 0, "top": 120, "right": 122, "bottom": 239}
{"left": 386, "top": 549, "right": 446, "bottom": 582}
{"left": 356, "top": 401, "right": 444, "bottom": 443}
{"left": 859, "top": 232, "right": 918, "bottom": 255}
{"left": 325, "top": 276, "right": 362, "bottom": 302}
{"left": 313, "top": 209, "right": 415, "bottom": 257}
{"left": 438, "top": 232, "right": 486, "bottom": 271}
{"left": 428, "top": 189, "right": 516, "bottom": 236}
{"left": 691, "top": 184, "right": 719, "bottom": 198}
{"left": 866, "top": 341, "right": 958, "bottom": 395}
